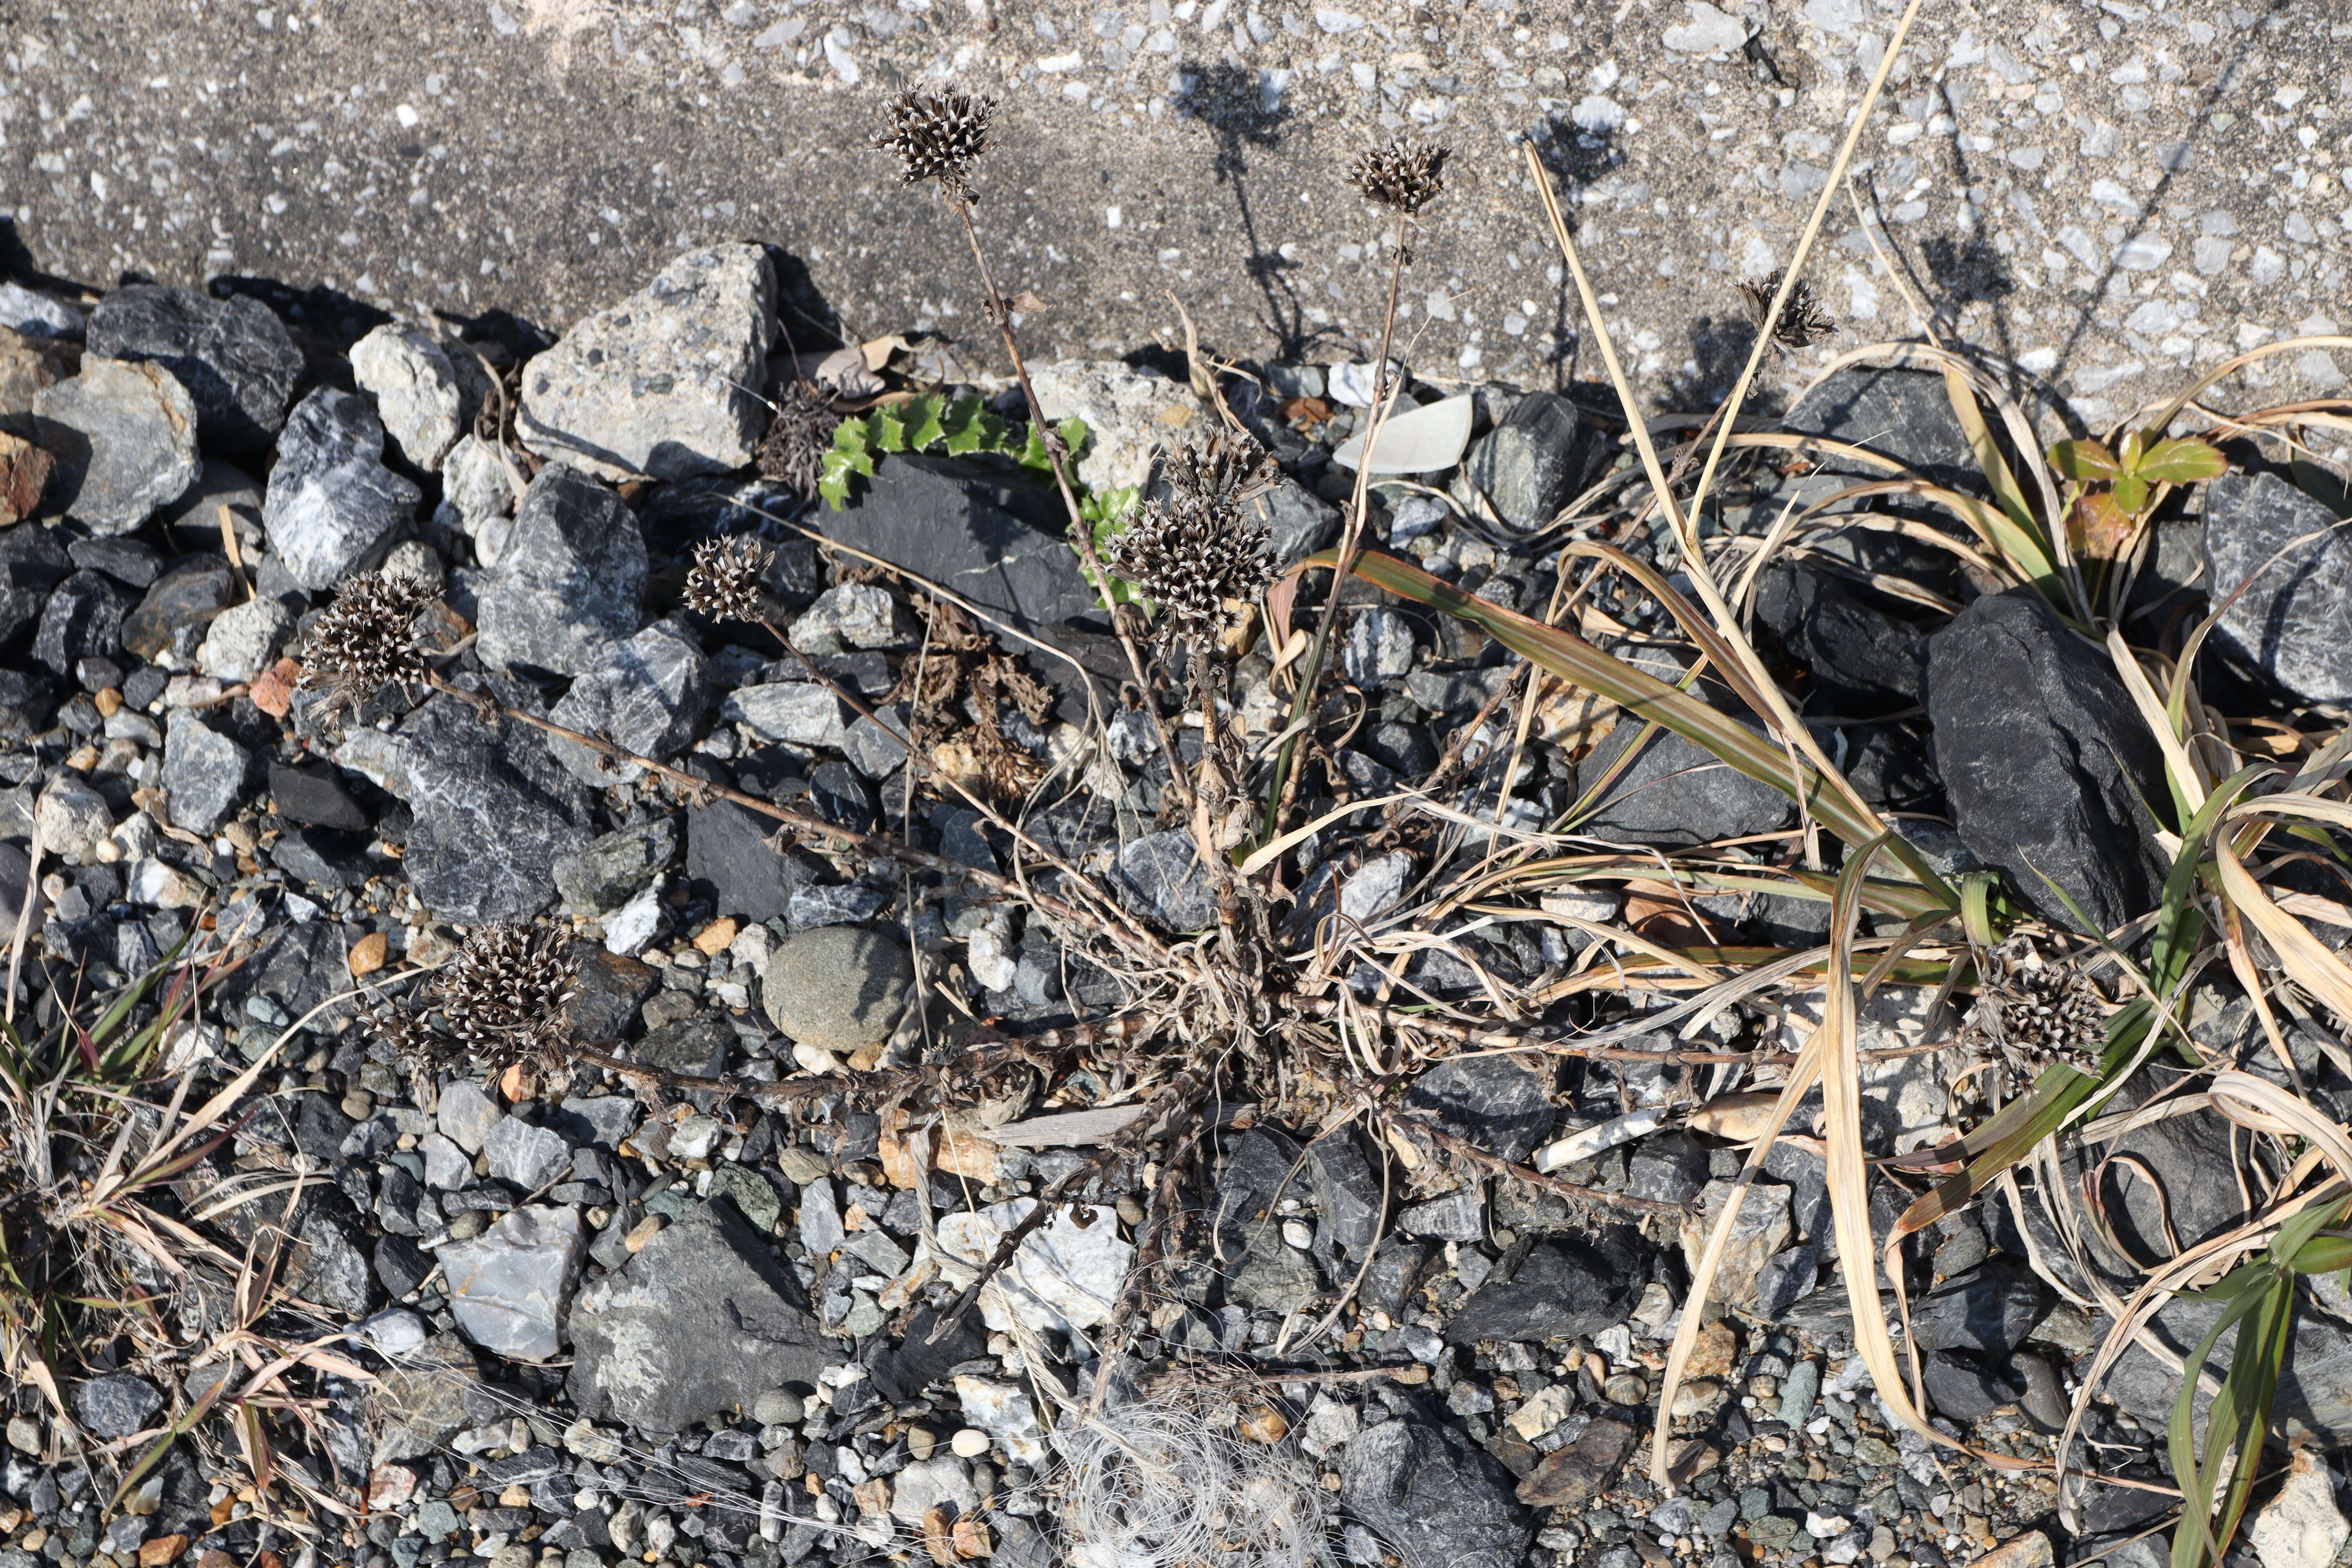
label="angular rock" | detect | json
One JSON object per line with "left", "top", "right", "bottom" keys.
{"left": 721, "top": 681, "right": 847, "bottom": 748}
{"left": 74, "top": 1373, "right": 165, "bottom": 1440}
{"left": 519, "top": 243, "right": 776, "bottom": 481}
{"left": 1755, "top": 565, "right": 1929, "bottom": 715}
{"left": 1228, "top": 1225, "right": 1323, "bottom": 1313}
{"left": 1118, "top": 829, "right": 1216, "bottom": 930}
{"left": 85, "top": 284, "right": 303, "bottom": 459}
{"left": 34, "top": 770, "right": 116, "bottom": 859}
{"left": 1307, "top": 1134, "right": 1385, "bottom": 1257}
{"left": 2249, "top": 1449, "right": 2349, "bottom": 1568}
{"left": 263, "top": 388, "right": 423, "bottom": 591}
{"left": 0, "top": 281, "right": 82, "bottom": 339}
{"left": 161, "top": 717, "right": 252, "bottom": 835}
{"left": 438, "top": 1204, "right": 584, "bottom": 1360}
{"left": 212, "top": 917, "right": 355, "bottom": 1038}
{"left": 1516, "top": 1414, "right": 1636, "bottom": 1508}
{"left": 1909, "top": 1263, "right": 2055, "bottom": 1358}
{"left": 1447, "top": 1232, "right": 1646, "bottom": 1344}
{"left": 1249, "top": 476, "right": 1340, "bottom": 566}
{"left": 1923, "top": 588, "right": 2169, "bottom": 933}
{"left": 1782, "top": 366, "right": 1981, "bottom": 493}
{"left": 120, "top": 555, "right": 235, "bottom": 662}
{"left": 1577, "top": 717, "right": 1796, "bottom": 848}
{"left": 2204, "top": 471, "right": 2352, "bottom": 705}
{"left": 869, "top": 1303, "right": 991, "bottom": 1404}
{"left": 1344, "top": 607, "right": 1416, "bottom": 688}
{"left": 820, "top": 453, "right": 1104, "bottom": 632}
{"left": 1404, "top": 1056, "right": 1554, "bottom": 1163}
{"left": 351, "top": 322, "right": 465, "bottom": 469}
{"left": 475, "top": 463, "right": 646, "bottom": 677}
{"left": 933, "top": 1198, "right": 1134, "bottom": 1336}
{"left": 1463, "top": 390, "right": 1612, "bottom": 533}
{"left": 1027, "top": 359, "right": 1201, "bottom": 493}
{"left": 546, "top": 619, "right": 711, "bottom": 785}
{"left": 1340, "top": 1413, "right": 1534, "bottom": 1568}
{"left": 566, "top": 1200, "right": 828, "bottom": 1432}
{"left": 0, "top": 523, "right": 72, "bottom": 647}
{"left": 484, "top": 1117, "right": 573, "bottom": 1192}
{"left": 343, "top": 691, "right": 590, "bottom": 922}
{"left": 267, "top": 761, "right": 369, "bottom": 831}
{"left": 552, "top": 818, "right": 677, "bottom": 916}
{"left": 195, "top": 595, "right": 295, "bottom": 684}
{"left": 31, "top": 358, "right": 201, "bottom": 534}
{"left": 687, "top": 797, "right": 809, "bottom": 926}
{"left": 1680, "top": 1179, "right": 1794, "bottom": 1312}
{"left": 788, "top": 582, "right": 902, "bottom": 652}
{"left": 760, "top": 925, "right": 912, "bottom": 1054}
{"left": 31, "top": 569, "right": 131, "bottom": 675}
{"left": 1919, "top": 1348, "right": 2029, "bottom": 1424}
{"left": 1397, "top": 1187, "right": 1485, "bottom": 1241}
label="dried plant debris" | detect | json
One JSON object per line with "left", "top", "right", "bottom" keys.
{"left": 1348, "top": 135, "right": 1452, "bottom": 216}
{"left": 1961, "top": 936, "right": 2109, "bottom": 1088}
{"left": 376, "top": 923, "right": 580, "bottom": 1078}
{"left": 1737, "top": 269, "right": 1837, "bottom": 350}
{"left": 875, "top": 85, "right": 996, "bottom": 196}
{"left": 755, "top": 378, "right": 841, "bottom": 498}
{"left": 299, "top": 566, "right": 439, "bottom": 715}
{"left": 683, "top": 533, "right": 774, "bottom": 623}
{"left": 1105, "top": 432, "right": 1279, "bottom": 645}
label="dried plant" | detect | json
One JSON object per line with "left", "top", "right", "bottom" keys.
{"left": 756, "top": 379, "right": 842, "bottom": 498}
{"left": 875, "top": 86, "right": 996, "bottom": 197}
{"left": 1106, "top": 434, "right": 1278, "bottom": 646}
{"left": 1962, "top": 937, "right": 2109, "bottom": 1088}
{"left": 683, "top": 535, "right": 775, "bottom": 624}
{"left": 1348, "top": 136, "right": 1450, "bottom": 216}
{"left": 377, "top": 925, "right": 578, "bottom": 1081}
{"left": 1736, "top": 269, "right": 1837, "bottom": 351}
{"left": 300, "top": 569, "right": 439, "bottom": 715}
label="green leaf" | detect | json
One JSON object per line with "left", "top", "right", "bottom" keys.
{"left": 903, "top": 392, "right": 948, "bottom": 453}
{"left": 818, "top": 446, "right": 870, "bottom": 510}
{"left": 2112, "top": 473, "right": 2150, "bottom": 515}
{"left": 942, "top": 394, "right": 997, "bottom": 456}
{"left": 866, "top": 406, "right": 909, "bottom": 454}
{"left": 2048, "top": 438, "right": 2122, "bottom": 481}
{"left": 1014, "top": 423, "right": 1053, "bottom": 471}
{"left": 2136, "top": 436, "right": 2229, "bottom": 485}
{"left": 1056, "top": 416, "right": 1091, "bottom": 463}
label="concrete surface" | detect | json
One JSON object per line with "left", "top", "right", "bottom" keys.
{"left": 1, "top": 0, "right": 2347, "bottom": 429}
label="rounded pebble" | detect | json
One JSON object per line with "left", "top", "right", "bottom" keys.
{"left": 950, "top": 1429, "right": 991, "bottom": 1458}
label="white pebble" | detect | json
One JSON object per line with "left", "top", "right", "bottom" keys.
{"left": 950, "top": 1428, "right": 991, "bottom": 1459}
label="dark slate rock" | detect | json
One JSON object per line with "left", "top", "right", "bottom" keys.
{"left": 567, "top": 1201, "right": 829, "bottom": 1433}
{"left": 31, "top": 569, "right": 130, "bottom": 676}
{"left": 1517, "top": 1413, "right": 1637, "bottom": 1508}
{"left": 30, "top": 358, "right": 202, "bottom": 533}
{"left": 0, "top": 523, "right": 72, "bottom": 647}
{"left": 1755, "top": 566, "right": 1929, "bottom": 715}
{"left": 548, "top": 1094, "right": 643, "bottom": 1150}
{"left": 1909, "top": 1263, "right": 2054, "bottom": 1357}
{"left": 264, "top": 387, "right": 422, "bottom": 591}
{"left": 268, "top": 761, "right": 369, "bottom": 831}
{"left": 1463, "top": 390, "right": 1613, "bottom": 533}
{"left": 1446, "top": 1232, "right": 1646, "bottom": 1344}
{"left": 869, "top": 1303, "right": 990, "bottom": 1404}
{"left": 1923, "top": 588, "right": 2169, "bottom": 933}
{"left": 293, "top": 1092, "right": 356, "bottom": 1162}
{"left": 1247, "top": 476, "right": 1340, "bottom": 566}
{"left": 2108, "top": 1296, "right": 2352, "bottom": 1449}
{"left": 1210, "top": 1124, "right": 1305, "bottom": 1259}
{"left": 1577, "top": 715, "right": 1796, "bottom": 848}
{"left": 85, "top": 283, "right": 304, "bottom": 459}
{"left": 1228, "top": 1223, "right": 1324, "bottom": 1312}
{"left": 1340, "top": 1411, "right": 1535, "bottom": 1568}
{"left": 390, "top": 691, "right": 592, "bottom": 924}
{"left": 476, "top": 463, "right": 647, "bottom": 677}
{"left": 1403, "top": 1056, "right": 1553, "bottom": 1163}
{"left": 66, "top": 535, "right": 163, "bottom": 589}
{"left": 1782, "top": 366, "right": 1980, "bottom": 493}
{"left": 552, "top": 817, "right": 677, "bottom": 916}
{"left": 1118, "top": 829, "right": 1216, "bottom": 930}
{"left": 0, "top": 668, "right": 56, "bottom": 743}
{"left": 120, "top": 554, "right": 235, "bottom": 661}
{"left": 375, "top": 1234, "right": 434, "bottom": 1298}
{"left": 1627, "top": 1131, "right": 1711, "bottom": 1205}
{"left": 786, "top": 880, "right": 891, "bottom": 930}
{"left": 160, "top": 457, "right": 267, "bottom": 552}
{"left": 546, "top": 618, "right": 712, "bottom": 786}
{"left": 161, "top": 715, "right": 253, "bottom": 835}
{"left": 1307, "top": 1133, "right": 1384, "bottom": 1257}
{"left": 820, "top": 452, "right": 1104, "bottom": 631}
{"left": 1919, "top": 1347, "right": 2029, "bottom": 1423}
{"left": 635, "top": 1014, "right": 732, "bottom": 1078}
{"left": 688, "top": 797, "right": 809, "bottom": 926}
{"left": 1397, "top": 1187, "right": 1485, "bottom": 1241}
{"left": 215, "top": 916, "right": 354, "bottom": 1036}
{"left": 2203, "top": 470, "right": 2352, "bottom": 704}
{"left": 74, "top": 1374, "right": 165, "bottom": 1440}
{"left": 563, "top": 951, "right": 658, "bottom": 1046}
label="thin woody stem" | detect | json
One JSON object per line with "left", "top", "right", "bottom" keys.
{"left": 1262, "top": 221, "right": 1414, "bottom": 844}
{"left": 947, "top": 194, "right": 1199, "bottom": 824}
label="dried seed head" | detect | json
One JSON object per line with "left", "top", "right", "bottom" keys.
{"left": 876, "top": 87, "right": 996, "bottom": 196}
{"left": 1965, "top": 938, "right": 2108, "bottom": 1087}
{"left": 370, "top": 1002, "right": 450, "bottom": 1078}
{"left": 1106, "top": 432, "right": 1278, "bottom": 645}
{"left": 684, "top": 535, "right": 774, "bottom": 624}
{"left": 1348, "top": 137, "right": 1450, "bottom": 216}
{"left": 431, "top": 924, "right": 578, "bottom": 1065}
{"left": 1737, "top": 270, "right": 1837, "bottom": 351}
{"left": 756, "top": 379, "right": 841, "bottom": 499}
{"left": 301, "top": 569, "right": 440, "bottom": 715}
